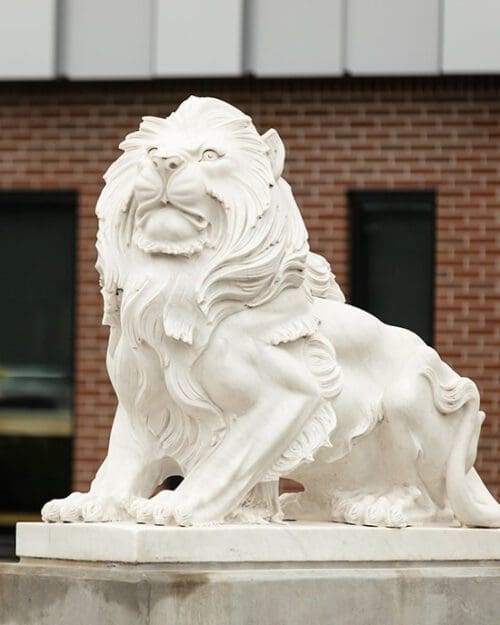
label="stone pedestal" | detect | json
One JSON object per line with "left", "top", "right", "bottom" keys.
{"left": 1, "top": 522, "right": 499, "bottom": 625}
{"left": 15, "top": 521, "right": 500, "bottom": 562}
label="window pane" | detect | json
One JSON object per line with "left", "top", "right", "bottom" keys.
{"left": 0, "top": 191, "right": 75, "bottom": 522}
{"left": 350, "top": 191, "right": 435, "bottom": 345}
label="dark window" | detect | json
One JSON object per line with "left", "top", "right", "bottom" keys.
{"left": 349, "top": 190, "right": 435, "bottom": 345}
{"left": 0, "top": 191, "right": 76, "bottom": 552}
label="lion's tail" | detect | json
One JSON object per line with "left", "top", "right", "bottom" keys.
{"left": 446, "top": 408, "right": 500, "bottom": 527}
{"left": 426, "top": 369, "right": 500, "bottom": 527}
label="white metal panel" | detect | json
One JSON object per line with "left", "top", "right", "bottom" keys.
{"left": 247, "top": 0, "right": 343, "bottom": 77}
{"left": 60, "top": 0, "right": 152, "bottom": 79}
{"left": 443, "top": 0, "right": 500, "bottom": 73}
{"left": 0, "top": 0, "right": 56, "bottom": 79}
{"left": 154, "top": 0, "right": 243, "bottom": 77}
{"left": 346, "top": 0, "right": 440, "bottom": 75}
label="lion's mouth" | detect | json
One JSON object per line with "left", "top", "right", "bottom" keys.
{"left": 138, "top": 199, "right": 209, "bottom": 231}
{"left": 134, "top": 200, "right": 212, "bottom": 257}
{"left": 170, "top": 204, "right": 209, "bottom": 231}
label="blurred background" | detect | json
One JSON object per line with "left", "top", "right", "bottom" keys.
{"left": 1, "top": 0, "right": 500, "bottom": 556}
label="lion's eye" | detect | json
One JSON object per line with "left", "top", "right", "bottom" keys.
{"left": 148, "top": 149, "right": 160, "bottom": 167}
{"left": 201, "top": 149, "right": 221, "bottom": 162}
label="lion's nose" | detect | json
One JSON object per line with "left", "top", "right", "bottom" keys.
{"left": 152, "top": 153, "right": 185, "bottom": 178}
{"left": 164, "top": 155, "right": 184, "bottom": 171}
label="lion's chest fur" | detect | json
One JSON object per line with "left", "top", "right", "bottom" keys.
{"left": 109, "top": 277, "right": 399, "bottom": 481}
{"left": 111, "top": 282, "right": 320, "bottom": 440}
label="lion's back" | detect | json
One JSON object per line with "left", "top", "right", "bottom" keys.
{"left": 314, "top": 297, "right": 427, "bottom": 380}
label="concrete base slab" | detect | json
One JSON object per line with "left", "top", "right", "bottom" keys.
{"left": 16, "top": 521, "right": 500, "bottom": 563}
{"left": 9, "top": 523, "right": 500, "bottom": 624}
{"left": 1, "top": 558, "right": 500, "bottom": 625}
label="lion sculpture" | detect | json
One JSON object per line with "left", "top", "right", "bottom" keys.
{"left": 42, "top": 96, "right": 500, "bottom": 528}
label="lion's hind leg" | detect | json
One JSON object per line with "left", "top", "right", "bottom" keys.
{"left": 320, "top": 347, "right": 469, "bottom": 528}
{"left": 385, "top": 346, "right": 500, "bottom": 528}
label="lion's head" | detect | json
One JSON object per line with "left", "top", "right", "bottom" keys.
{"left": 126, "top": 96, "right": 276, "bottom": 257}
{"left": 96, "top": 96, "right": 311, "bottom": 328}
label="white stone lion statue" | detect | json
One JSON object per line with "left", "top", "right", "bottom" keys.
{"left": 42, "top": 96, "right": 500, "bottom": 528}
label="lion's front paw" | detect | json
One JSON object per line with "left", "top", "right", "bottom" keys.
{"left": 125, "top": 491, "right": 194, "bottom": 526}
{"left": 81, "top": 496, "right": 126, "bottom": 522}
{"left": 41, "top": 492, "right": 125, "bottom": 523}
{"left": 42, "top": 492, "right": 87, "bottom": 522}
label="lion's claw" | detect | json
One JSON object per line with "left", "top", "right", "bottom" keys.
{"left": 42, "top": 492, "right": 85, "bottom": 523}
{"left": 124, "top": 496, "right": 158, "bottom": 523}
{"left": 125, "top": 491, "right": 191, "bottom": 526}
{"left": 41, "top": 500, "right": 64, "bottom": 523}
{"left": 137, "top": 501, "right": 155, "bottom": 524}
{"left": 42, "top": 492, "right": 124, "bottom": 523}
{"left": 152, "top": 491, "right": 175, "bottom": 525}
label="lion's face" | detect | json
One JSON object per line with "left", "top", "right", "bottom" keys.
{"left": 129, "top": 97, "right": 274, "bottom": 256}
{"left": 98, "top": 96, "right": 307, "bottom": 325}
{"left": 133, "top": 128, "right": 229, "bottom": 256}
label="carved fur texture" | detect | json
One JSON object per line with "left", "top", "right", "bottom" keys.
{"left": 42, "top": 96, "right": 500, "bottom": 528}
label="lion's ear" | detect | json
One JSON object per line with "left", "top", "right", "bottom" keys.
{"left": 262, "top": 128, "right": 285, "bottom": 180}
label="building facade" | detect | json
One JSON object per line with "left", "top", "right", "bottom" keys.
{"left": 1, "top": 3, "right": 500, "bottom": 535}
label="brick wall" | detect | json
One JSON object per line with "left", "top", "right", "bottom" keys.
{"left": 0, "top": 77, "right": 499, "bottom": 498}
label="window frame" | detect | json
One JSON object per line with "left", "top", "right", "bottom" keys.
{"left": 0, "top": 189, "right": 77, "bottom": 527}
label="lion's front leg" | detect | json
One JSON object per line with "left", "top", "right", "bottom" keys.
{"left": 129, "top": 338, "right": 324, "bottom": 525}
{"left": 42, "top": 403, "right": 167, "bottom": 523}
